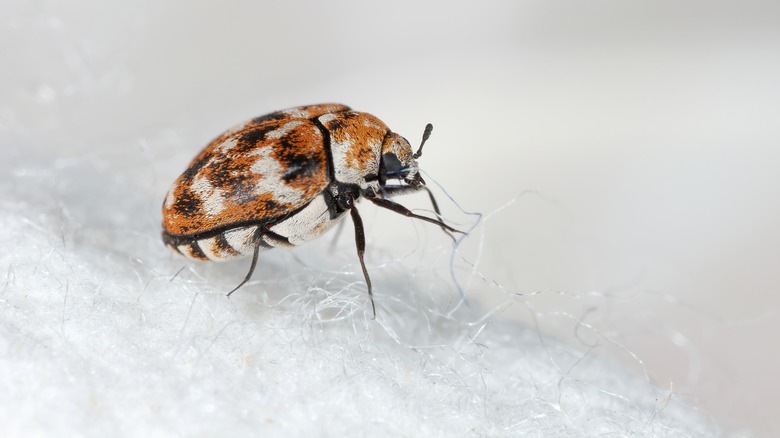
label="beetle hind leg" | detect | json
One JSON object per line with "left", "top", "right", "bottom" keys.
{"left": 227, "top": 236, "right": 262, "bottom": 297}
{"left": 226, "top": 227, "right": 266, "bottom": 297}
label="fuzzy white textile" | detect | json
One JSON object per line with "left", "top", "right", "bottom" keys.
{"left": 4, "top": 0, "right": 778, "bottom": 436}
{"left": 0, "top": 170, "right": 715, "bottom": 436}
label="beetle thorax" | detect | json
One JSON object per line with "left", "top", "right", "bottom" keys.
{"left": 318, "top": 112, "right": 388, "bottom": 190}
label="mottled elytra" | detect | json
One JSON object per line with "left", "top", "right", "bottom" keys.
{"left": 162, "top": 103, "right": 459, "bottom": 317}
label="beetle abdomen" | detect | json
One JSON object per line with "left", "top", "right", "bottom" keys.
{"left": 163, "top": 225, "right": 261, "bottom": 261}
{"left": 163, "top": 193, "right": 346, "bottom": 262}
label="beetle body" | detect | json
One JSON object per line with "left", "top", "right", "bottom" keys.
{"left": 162, "top": 104, "right": 456, "bottom": 316}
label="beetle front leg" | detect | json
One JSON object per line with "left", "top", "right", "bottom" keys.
{"left": 378, "top": 185, "right": 455, "bottom": 242}
{"left": 366, "top": 194, "right": 461, "bottom": 237}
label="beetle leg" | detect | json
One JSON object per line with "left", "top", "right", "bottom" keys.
{"left": 379, "top": 185, "right": 455, "bottom": 242}
{"left": 349, "top": 203, "right": 375, "bottom": 319}
{"left": 227, "top": 227, "right": 265, "bottom": 297}
{"left": 377, "top": 185, "right": 419, "bottom": 198}
{"left": 227, "top": 239, "right": 261, "bottom": 297}
{"left": 367, "top": 195, "right": 461, "bottom": 237}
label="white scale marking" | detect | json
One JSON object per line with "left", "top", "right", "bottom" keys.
{"left": 248, "top": 146, "right": 306, "bottom": 205}
{"left": 191, "top": 175, "right": 227, "bottom": 217}
{"left": 270, "top": 194, "right": 343, "bottom": 246}
{"left": 164, "top": 188, "right": 176, "bottom": 209}
{"left": 318, "top": 113, "right": 337, "bottom": 124}
{"left": 215, "top": 137, "right": 238, "bottom": 153}
{"left": 177, "top": 244, "right": 195, "bottom": 259}
{"left": 281, "top": 108, "right": 310, "bottom": 119}
{"left": 197, "top": 237, "right": 225, "bottom": 260}
{"left": 266, "top": 120, "right": 303, "bottom": 139}
{"left": 224, "top": 226, "right": 258, "bottom": 256}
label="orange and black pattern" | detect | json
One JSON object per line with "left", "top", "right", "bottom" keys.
{"left": 163, "top": 104, "right": 350, "bottom": 238}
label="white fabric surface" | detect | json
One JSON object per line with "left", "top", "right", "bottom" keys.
{"left": 4, "top": 0, "right": 778, "bottom": 436}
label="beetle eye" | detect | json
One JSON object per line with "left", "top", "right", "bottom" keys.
{"left": 381, "top": 153, "right": 403, "bottom": 175}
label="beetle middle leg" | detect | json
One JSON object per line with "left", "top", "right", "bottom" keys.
{"left": 348, "top": 203, "right": 376, "bottom": 319}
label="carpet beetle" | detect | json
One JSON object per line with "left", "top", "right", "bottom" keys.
{"left": 162, "top": 103, "right": 459, "bottom": 317}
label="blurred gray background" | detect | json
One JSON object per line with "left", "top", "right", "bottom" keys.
{"left": 3, "top": 0, "right": 779, "bottom": 435}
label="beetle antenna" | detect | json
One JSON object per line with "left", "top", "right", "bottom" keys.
{"left": 413, "top": 123, "right": 433, "bottom": 159}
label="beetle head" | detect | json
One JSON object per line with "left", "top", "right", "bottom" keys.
{"left": 380, "top": 133, "right": 419, "bottom": 186}
{"left": 379, "top": 124, "right": 432, "bottom": 188}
